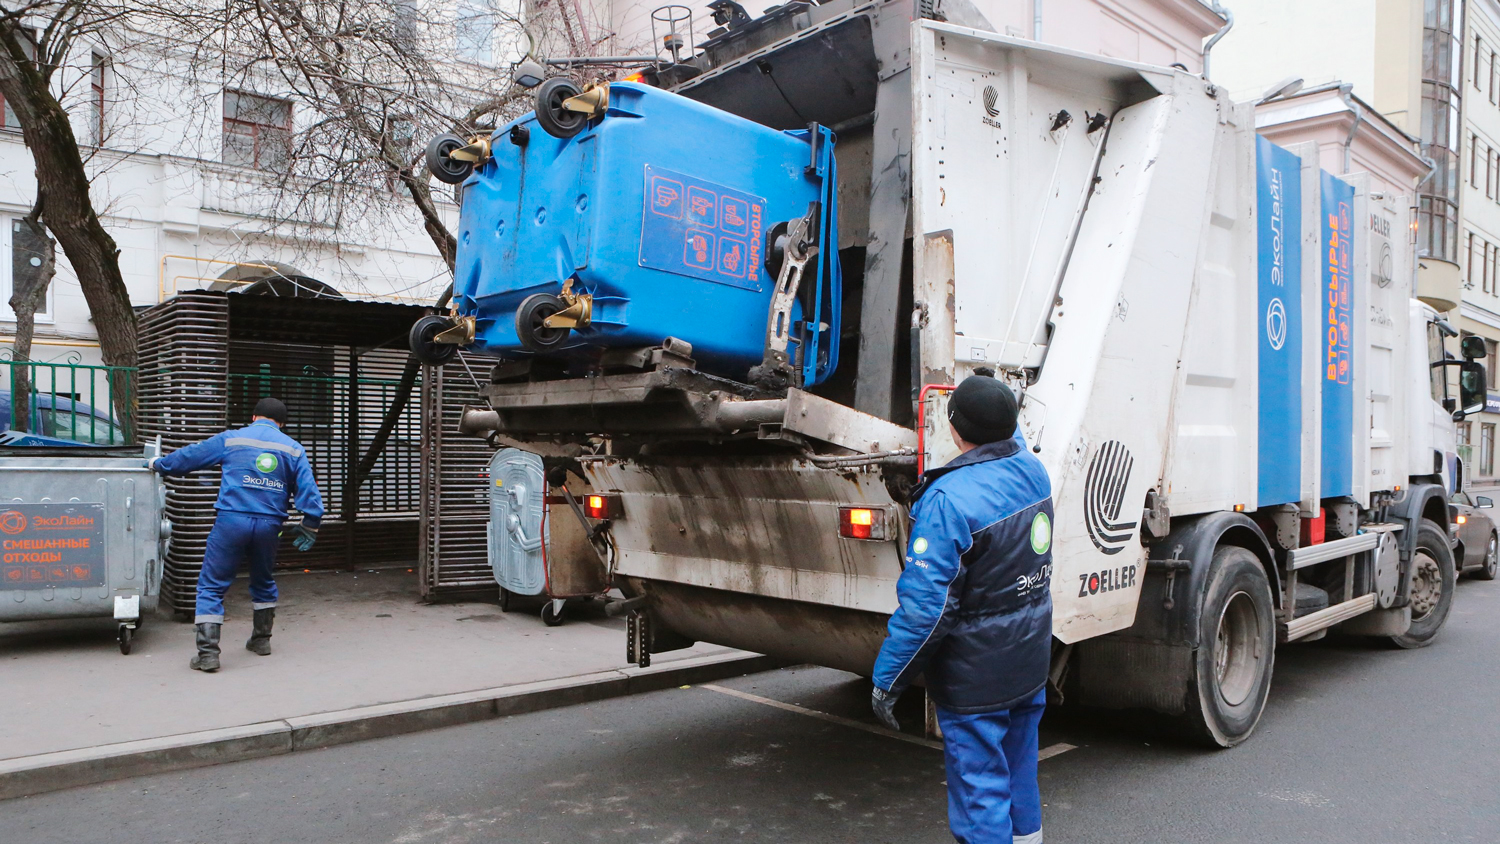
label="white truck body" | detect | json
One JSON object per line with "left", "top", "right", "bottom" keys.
{"left": 462, "top": 9, "right": 1477, "bottom": 744}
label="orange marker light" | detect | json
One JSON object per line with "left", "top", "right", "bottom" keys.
{"left": 1458, "top": 514, "right": 1468, "bottom": 525}
{"left": 839, "top": 507, "right": 887, "bottom": 540}
{"left": 584, "top": 494, "right": 622, "bottom": 520}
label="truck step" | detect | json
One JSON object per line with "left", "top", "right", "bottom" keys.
{"left": 1281, "top": 593, "right": 1377, "bottom": 642}
{"left": 1287, "top": 532, "right": 1380, "bottom": 570}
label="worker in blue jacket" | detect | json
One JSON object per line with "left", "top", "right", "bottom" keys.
{"left": 871, "top": 374, "right": 1054, "bottom": 844}
{"left": 150, "top": 397, "right": 323, "bottom": 672}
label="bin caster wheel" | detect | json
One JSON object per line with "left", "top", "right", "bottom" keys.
{"left": 515, "top": 294, "right": 570, "bottom": 352}
{"left": 410, "top": 314, "right": 459, "bottom": 365}
{"left": 535, "top": 78, "right": 587, "bottom": 139}
{"left": 118, "top": 625, "right": 134, "bottom": 655}
{"left": 499, "top": 588, "right": 512, "bottom": 612}
{"left": 541, "top": 599, "right": 566, "bottom": 627}
{"left": 426, "top": 133, "right": 473, "bottom": 184}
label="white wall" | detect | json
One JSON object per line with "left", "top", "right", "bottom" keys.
{"left": 1209, "top": 0, "right": 1379, "bottom": 104}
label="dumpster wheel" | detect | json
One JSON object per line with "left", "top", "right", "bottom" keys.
{"left": 516, "top": 293, "right": 570, "bottom": 351}
{"left": 536, "top": 78, "right": 588, "bottom": 139}
{"left": 118, "top": 624, "right": 133, "bottom": 655}
{"left": 409, "top": 315, "right": 460, "bottom": 365}
{"left": 426, "top": 133, "right": 474, "bottom": 184}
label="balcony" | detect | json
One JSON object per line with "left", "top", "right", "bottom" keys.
{"left": 1418, "top": 257, "right": 1462, "bottom": 313}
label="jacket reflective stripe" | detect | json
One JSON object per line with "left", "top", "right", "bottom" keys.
{"left": 224, "top": 437, "right": 303, "bottom": 458}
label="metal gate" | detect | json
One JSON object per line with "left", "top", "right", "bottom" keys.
{"left": 137, "top": 291, "right": 437, "bottom": 616}
{"left": 419, "top": 353, "right": 500, "bottom": 597}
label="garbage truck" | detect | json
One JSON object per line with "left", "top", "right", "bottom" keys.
{"left": 416, "top": 0, "right": 1487, "bottom": 746}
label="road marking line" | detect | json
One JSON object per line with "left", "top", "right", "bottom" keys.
{"left": 1038, "top": 742, "right": 1077, "bottom": 761}
{"left": 698, "top": 684, "right": 1078, "bottom": 763}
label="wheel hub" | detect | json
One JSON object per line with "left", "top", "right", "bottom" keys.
{"left": 1409, "top": 553, "right": 1441, "bottom": 619}
{"left": 1213, "top": 590, "right": 1261, "bottom": 707}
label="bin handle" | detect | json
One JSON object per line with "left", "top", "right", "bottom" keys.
{"left": 125, "top": 496, "right": 133, "bottom": 532}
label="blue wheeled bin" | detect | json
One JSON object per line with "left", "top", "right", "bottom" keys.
{"left": 433, "top": 81, "right": 841, "bottom": 387}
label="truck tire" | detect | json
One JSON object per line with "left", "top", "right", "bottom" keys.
{"left": 1183, "top": 545, "right": 1275, "bottom": 748}
{"left": 1388, "top": 521, "right": 1456, "bottom": 648}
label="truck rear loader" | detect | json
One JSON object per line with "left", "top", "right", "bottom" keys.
{"left": 420, "top": 0, "right": 1486, "bottom": 746}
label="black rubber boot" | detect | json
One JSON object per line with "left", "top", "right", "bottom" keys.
{"left": 246, "top": 608, "right": 275, "bottom": 656}
{"left": 190, "top": 622, "right": 221, "bottom": 672}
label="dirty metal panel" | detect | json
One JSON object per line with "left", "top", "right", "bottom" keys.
{"left": 584, "top": 457, "right": 903, "bottom": 612}
{"left": 783, "top": 388, "right": 917, "bottom": 453}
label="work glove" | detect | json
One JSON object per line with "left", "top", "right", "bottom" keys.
{"left": 291, "top": 522, "right": 318, "bottom": 552}
{"left": 871, "top": 685, "right": 900, "bottom": 732}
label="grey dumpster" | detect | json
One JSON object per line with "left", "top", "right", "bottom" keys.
{"left": 487, "top": 448, "right": 610, "bottom": 626}
{"left": 0, "top": 441, "right": 168, "bottom": 654}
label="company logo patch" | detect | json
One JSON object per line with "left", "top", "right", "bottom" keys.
{"left": 1083, "top": 440, "right": 1139, "bottom": 555}
{"left": 982, "top": 85, "right": 1000, "bottom": 117}
{"left": 1266, "top": 297, "right": 1287, "bottom": 351}
{"left": 912, "top": 536, "right": 929, "bottom": 555}
{"left": 1030, "top": 512, "right": 1051, "bottom": 554}
{"left": 254, "top": 453, "right": 278, "bottom": 473}
{"left": 0, "top": 511, "right": 25, "bottom": 535}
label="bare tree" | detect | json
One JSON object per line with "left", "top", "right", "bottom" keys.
{"left": 5, "top": 200, "right": 55, "bottom": 431}
{"left": 0, "top": 2, "right": 138, "bottom": 428}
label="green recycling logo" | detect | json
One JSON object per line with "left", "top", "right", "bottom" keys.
{"left": 255, "top": 453, "right": 279, "bottom": 473}
{"left": 1030, "top": 512, "right": 1052, "bottom": 554}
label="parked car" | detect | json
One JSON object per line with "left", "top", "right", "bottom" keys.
{"left": 0, "top": 393, "right": 127, "bottom": 447}
{"left": 1451, "top": 491, "right": 1499, "bottom": 580}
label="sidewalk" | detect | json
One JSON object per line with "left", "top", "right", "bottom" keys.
{"left": 0, "top": 568, "right": 767, "bottom": 793}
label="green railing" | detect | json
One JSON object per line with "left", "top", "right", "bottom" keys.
{"left": 0, "top": 352, "right": 136, "bottom": 445}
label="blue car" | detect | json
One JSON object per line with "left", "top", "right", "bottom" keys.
{"left": 0, "top": 393, "right": 128, "bottom": 446}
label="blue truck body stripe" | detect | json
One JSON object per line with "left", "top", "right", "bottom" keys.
{"left": 1255, "top": 137, "right": 1303, "bottom": 507}
{"left": 1320, "top": 171, "right": 1355, "bottom": 499}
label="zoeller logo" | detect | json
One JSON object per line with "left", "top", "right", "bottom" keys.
{"left": 982, "top": 85, "right": 999, "bottom": 117}
{"left": 255, "top": 453, "right": 278, "bottom": 473}
{"left": 1266, "top": 297, "right": 1287, "bottom": 351}
{"left": 1083, "top": 440, "right": 1139, "bottom": 555}
{"left": 981, "top": 85, "right": 1002, "bottom": 129}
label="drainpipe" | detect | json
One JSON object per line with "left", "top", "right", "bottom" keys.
{"left": 1338, "top": 83, "right": 1365, "bottom": 175}
{"left": 1033, "top": 0, "right": 1042, "bottom": 41}
{"left": 1202, "top": 3, "right": 1233, "bottom": 80}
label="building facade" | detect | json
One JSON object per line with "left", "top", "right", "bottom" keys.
{"left": 1460, "top": 0, "right": 1500, "bottom": 481}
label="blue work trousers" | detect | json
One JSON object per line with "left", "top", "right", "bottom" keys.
{"left": 195, "top": 511, "right": 282, "bottom": 624}
{"left": 936, "top": 687, "right": 1047, "bottom": 844}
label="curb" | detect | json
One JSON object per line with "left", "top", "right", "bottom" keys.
{"left": 0, "top": 652, "right": 781, "bottom": 801}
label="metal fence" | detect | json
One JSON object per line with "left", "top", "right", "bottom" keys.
{"left": 0, "top": 352, "right": 136, "bottom": 444}
{"left": 137, "top": 291, "right": 437, "bottom": 616}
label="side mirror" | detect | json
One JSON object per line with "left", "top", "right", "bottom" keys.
{"left": 1478, "top": 496, "right": 1494, "bottom": 509}
{"left": 1462, "top": 335, "right": 1489, "bottom": 360}
{"left": 1457, "top": 360, "right": 1488, "bottom": 419}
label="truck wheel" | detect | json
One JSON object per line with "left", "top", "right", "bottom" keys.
{"left": 1474, "top": 532, "right": 1498, "bottom": 581}
{"left": 1184, "top": 545, "right": 1275, "bottom": 748}
{"left": 1388, "top": 521, "right": 1457, "bottom": 648}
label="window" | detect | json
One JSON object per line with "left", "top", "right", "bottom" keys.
{"left": 1469, "top": 232, "right": 1478, "bottom": 287}
{"left": 3, "top": 218, "right": 53, "bottom": 324}
{"left": 1430, "top": 321, "right": 1448, "bottom": 402}
{"left": 455, "top": 2, "right": 495, "bottom": 64}
{"left": 89, "top": 52, "right": 106, "bottom": 146}
{"left": 1420, "top": 2, "right": 1463, "bottom": 263}
{"left": 1474, "top": 134, "right": 1482, "bottom": 188}
{"left": 1488, "top": 339, "right": 1499, "bottom": 389}
{"left": 1480, "top": 36, "right": 1487, "bottom": 88}
{"left": 222, "top": 91, "right": 291, "bottom": 171}
{"left": 0, "top": 32, "right": 35, "bottom": 130}
{"left": 1483, "top": 423, "right": 1495, "bottom": 476}
{"left": 1492, "top": 51, "right": 1498, "bottom": 104}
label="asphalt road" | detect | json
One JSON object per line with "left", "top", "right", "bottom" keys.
{"left": 4, "top": 576, "right": 1498, "bottom": 843}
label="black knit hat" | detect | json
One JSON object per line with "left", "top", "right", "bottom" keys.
{"left": 947, "top": 375, "right": 1017, "bottom": 445}
{"left": 252, "top": 397, "right": 288, "bottom": 426}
